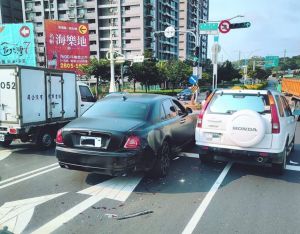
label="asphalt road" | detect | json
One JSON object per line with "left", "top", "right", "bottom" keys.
{"left": 0, "top": 121, "right": 300, "bottom": 234}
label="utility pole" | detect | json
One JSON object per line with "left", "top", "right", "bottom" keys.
{"left": 284, "top": 49, "right": 287, "bottom": 62}
{"left": 109, "top": 26, "right": 116, "bottom": 93}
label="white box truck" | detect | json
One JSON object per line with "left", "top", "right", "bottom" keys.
{"left": 0, "top": 65, "right": 96, "bottom": 148}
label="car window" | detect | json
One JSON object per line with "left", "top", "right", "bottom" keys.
{"left": 172, "top": 99, "right": 186, "bottom": 115}
{"left": 208, "top": 93, "right": 269, "bottom": 114}
{"left": 83, "top": 100, "right": 149, "bottom": 120}
{"left": 162, "top": 99, "right": 177, "bottom": 119}
{"left": 79, "top": 86, "right": 94, "bottom": 102}
{"left": 280, "top": 96, "right": 292, "bottom": 117}
{"left": 275, "top": 95, "right": 284, "bottom": 117}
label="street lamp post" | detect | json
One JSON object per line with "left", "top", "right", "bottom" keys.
{"left": 109, "top": 27, "right": 116, "bottom": 93}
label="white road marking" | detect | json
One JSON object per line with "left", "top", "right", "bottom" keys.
{"left": 182, "top": 162, "right": 232, "bottom": 234}
{"left": 179, "top": 152, "right": 198, "bottom": 159}
{"left": 0, "top": 192, "right": 66, "bottom": 234}
{"left": 289, "top": 160, "right": 299, "bottom": 165}
{"left": 286, "top": 165, "right": 300, "bottom": 172}
{"left": 32, "top": 175, "right": 142, "bottom": 234}
{"left": 0, "top": 165, "right": 59, "bottom": 190}
{"left": 0, "top": 150, "right": 12, "bottom": 161}
{"left": 0, "top": 163, "right": 58, "bottom": 186}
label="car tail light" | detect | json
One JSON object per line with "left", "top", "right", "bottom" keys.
{"left": 124, "top": 136, "right": 140, "bottom": 149}
{"left": 56, "top": 129, "right": 63, "bottom": 144}
{"left": 9, "top": 128, "right": 17, "bottom": 134}
{"left": 197, "top": 92, "right": 214, "bottom": 128}
{"left": 268, "top": 93, "right": 280, "bottom": 134}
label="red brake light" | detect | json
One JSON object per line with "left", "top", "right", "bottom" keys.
{"left": 197, "top": 92, "right": 214, "bottom": 128}
{"left": 9, "top": 128, "right": 17, "bottom": 134}
{"left": 268, "top": 93, "right": 280, "bottom": 134}
{"left": 124, "top": 136, "right": 140, "bottom": 149}
{"left": 56, "top": 129, "right": 63, "bottom": 144}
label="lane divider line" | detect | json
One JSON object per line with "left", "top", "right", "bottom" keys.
{"left": 0, "top": 166, "right": 60, "bottom": 190}
{"left": 286, "top": 165, "right": 300, "bottom": 172}
{"left": 0, "top": 163, "right": 59, "bottom": 186}
{"left": 182, "top": 162, "right": 233, "bottom": 234}
{"left": 32, "top": 176, "right": 142, "bottom": 234}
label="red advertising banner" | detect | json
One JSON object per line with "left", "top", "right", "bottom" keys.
{"left": 45, "top": 20, "right": 90, "bottom": 74}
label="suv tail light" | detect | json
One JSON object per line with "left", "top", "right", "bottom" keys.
{"left": 9, "top": 128, "right": 17, "bottom": 134}
{"left": 197, "top": 92, "right": 214, "bottom": 128}
{"left": 124, "top": 136, "right": 140, "bottom": 149}
{"left": 56, "top": 129, "right": 64, "bottom": 144}
{"left": 268, "top": 93, "right": 280, "bottom": 134}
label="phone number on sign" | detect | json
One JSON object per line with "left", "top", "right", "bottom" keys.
{"left": 60, "top": 63, "right": 85, "bottom": 69}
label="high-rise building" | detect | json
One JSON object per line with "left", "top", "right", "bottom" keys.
{"left": 0, "top": 0, "right": 23, "bottom": 24}
{"left": 154, "top": 0, "right": 179, "bottom": 60}
{"left": 21, "top": 0, "right": 207, "bottom": 67}
{"left": 179, "top": 0, "right": 209, "bottom": 61}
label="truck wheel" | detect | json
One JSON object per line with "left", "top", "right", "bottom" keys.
{"left": 0, "top": 139, "right": 13, "bottom": 147}
{"left": 37, "top": 131, "right": 55, "bottom": 149}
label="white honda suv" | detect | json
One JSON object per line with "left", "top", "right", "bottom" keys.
{"left": 195, "top": 89, "right": 298, "bottom": 174}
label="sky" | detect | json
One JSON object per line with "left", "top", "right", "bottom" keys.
{"left": 208, "top": 0, "right": 300, "bottom": 61}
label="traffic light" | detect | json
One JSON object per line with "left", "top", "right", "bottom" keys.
{"left": 229, "top": 22, "right": 251, "bottom": 29}
{"left": 194, "top": 46, "right": 200, "bottom": 58}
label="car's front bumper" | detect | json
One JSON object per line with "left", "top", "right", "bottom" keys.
{"left": 56, "top": 146, "right": 144, "bottom": 176}
{"left": 197, "top": 145, "right": 284, "bottom": 165}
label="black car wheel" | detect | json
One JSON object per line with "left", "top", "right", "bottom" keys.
{"left": 150, "top": 141, "right": 171, "bottom": 178}
{"left": 0, "top": 139, "right": 12, "bottom": 147}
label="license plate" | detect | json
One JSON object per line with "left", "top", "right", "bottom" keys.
{"left": 0, "top": 134, "right": 4, "bottom": 142}
{"left": 206, "top": 133, "right": 221, "bottom": 142}
{"left": 80, "top": 136, "right": 102, "bottom": 147}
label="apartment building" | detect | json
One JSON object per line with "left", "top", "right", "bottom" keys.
{"left": 22, "top": 0, "right": 99, "bottom": 67}
{"left": 0, "top": 0, "right": 23, "bottom": 24}
{"left": 154, "top": 0, "right": 179, "bottom": 60}
{"left": 179, "top": 0, "right": 209, "bottom": 61}
{"left": 98, "top": 0, "right": 179, "bottom": 60}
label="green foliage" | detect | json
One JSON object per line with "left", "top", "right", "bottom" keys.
{"left": 218, "top": 60, "right": 241, "bottom": 82}
{"left": 79, "top": 58, "right": 111, "bottom": 80}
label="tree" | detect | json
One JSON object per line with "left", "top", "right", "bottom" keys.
{"left": 165, "top": 60, "right": 192, "bottom": 90}
{"left": 218, "top": 60, "right": 241, "bottom": 83}
{"left": 80, "top": 58, "right": 110, "bottom": 97}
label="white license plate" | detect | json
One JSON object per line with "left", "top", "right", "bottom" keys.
{"left": 80, "top": 136, "right": 102, "bottom": 147}
{"left": 206, "top": 133, "right": 221, "bottom": 142}
{"left": 0, "top": 134, "right": 4, "bottom": 142}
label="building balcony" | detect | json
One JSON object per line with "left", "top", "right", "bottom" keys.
{"left": 68, "top": 14, "right": 76, "bottom": 19}
{"left": 98, "top": 14, "right": 118, "bottom": 19}
{"left": 99, "top": 25, "right": 118, "bottom": 30}
{"left": 121, "top": 0, "right": 140, "bottom": 6}
{"left": 85, "top": 12, "right": 96, "bottom": 19}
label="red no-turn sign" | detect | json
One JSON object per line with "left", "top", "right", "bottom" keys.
{"left": 219, "top": 20, "right": 231, "bottom": 34}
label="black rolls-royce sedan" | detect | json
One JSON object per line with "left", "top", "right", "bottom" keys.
{"left": 56, "top": 94, "right": 197, "bottom": 177}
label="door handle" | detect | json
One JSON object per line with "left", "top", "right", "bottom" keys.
{"left": 81, "top": 104, "right": 84, "bottom": 107}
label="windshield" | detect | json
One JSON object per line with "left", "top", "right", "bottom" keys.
{"left": 209, "top": 93, "right": 270, "bottom": 114}
{"left": 82, "top": 100, "right": 149, "bottom": 120}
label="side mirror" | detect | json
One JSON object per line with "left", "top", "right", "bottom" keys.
{"left": 186, "top": 107, "right": 193, "bottom": 114}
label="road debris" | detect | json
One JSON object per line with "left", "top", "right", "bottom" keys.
{"left": 117, "top": 210, "right": 153, "bottom": 220}
{"left": 105, "top": 213, "right": 118, "bottom": 219}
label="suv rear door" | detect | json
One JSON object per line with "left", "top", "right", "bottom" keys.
{"left": 199, "top": 92, "right": 272, "bottom": 149}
